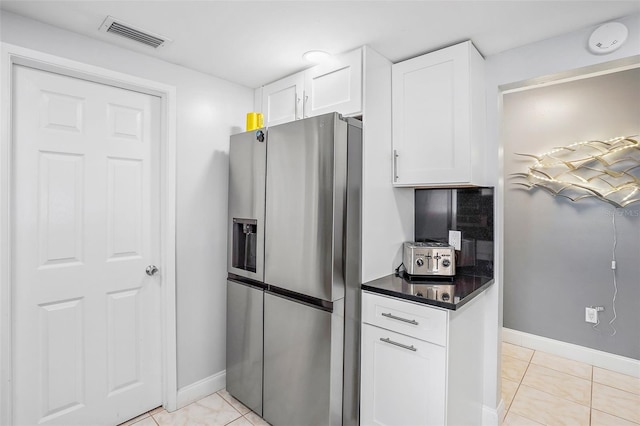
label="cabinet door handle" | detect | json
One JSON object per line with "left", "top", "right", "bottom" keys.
{"left": 381, "top": 312, "right": 418, "bottom": 325}
{"left": 296, "top": 95, "right": 302, "bottom": 120}
{"left": 393, "top": 149, "right": 399, "bottom": 182}
{"left": 380, "top": 337, "right": 417, "bottom": 352}
{"left": 303, "top": 93, "right": 309, "bottom": 118}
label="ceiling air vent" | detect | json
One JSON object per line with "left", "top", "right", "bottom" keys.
{"left": 99, "top": 16, "right": 172, "bottom": 49}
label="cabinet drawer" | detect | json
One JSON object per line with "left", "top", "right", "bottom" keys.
{"left": 362, "top": 291, "right": 447, "bottom": 346}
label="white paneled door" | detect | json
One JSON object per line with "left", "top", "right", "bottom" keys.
{"left": 12, "top": 65, "right": 162, "bottom": 425}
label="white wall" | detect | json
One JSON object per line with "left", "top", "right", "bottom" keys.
{"left": 483, "top": 12, "right": 640, "bottom": 417}
{"left": 361, "top": 46, "right": 414, "bottom": 283}
{"left": 0, "top": 10, "right": 254, "bottom": 391}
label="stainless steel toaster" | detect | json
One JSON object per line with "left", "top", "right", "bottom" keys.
{"left": 403, "top": 242, "right": 456, "bottom": 277}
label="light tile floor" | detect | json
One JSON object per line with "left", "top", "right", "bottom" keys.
{"left": 502, "top": 342, "right": 640, "bottom": 425}
{"left": 119, "top": 343, "right": 640, "bottom": 426}
{"left": 119, "top": 390, "right": 270, "bottom": 426}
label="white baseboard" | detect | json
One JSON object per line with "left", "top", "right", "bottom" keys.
{"left": 176, "top": 370, "right": 226, "bottom": 410}
{"left": 502, "top": 328, "right": 640, "bottom": 378}
{"left": 483, "top": 399, "right": 504, "bottom": 426}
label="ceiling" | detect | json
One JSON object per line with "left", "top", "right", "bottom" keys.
{"left": 1, "top": 1, "right": 639, "bottom": 88}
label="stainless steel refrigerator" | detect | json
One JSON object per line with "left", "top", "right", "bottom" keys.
{"left": 226, "top": 113, "right": 362, "bottom": 426}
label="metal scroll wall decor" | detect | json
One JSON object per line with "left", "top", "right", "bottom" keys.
{"left": 512, "top": 136, "right": 640, "bottom": 208}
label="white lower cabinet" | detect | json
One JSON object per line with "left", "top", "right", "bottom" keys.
{"left": 361, "top": 324, "right": 446, "bottom": 426}
{"left": 360, "top": 291, "right": 486, "bottom": 426}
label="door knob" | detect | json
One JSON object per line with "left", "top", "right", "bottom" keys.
{"left": 146, "top": 265, "right": 159, "bottom": 276}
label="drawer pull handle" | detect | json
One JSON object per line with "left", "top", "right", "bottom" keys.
{"left": 380, "top": 337, "right": 417, "bottom": 352}
{"left": 381, "top": 312, "right": 418, "bottom": 325}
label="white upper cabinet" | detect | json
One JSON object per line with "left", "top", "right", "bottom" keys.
{"left": 261, "top": 72, "right": 304, "bottom": 127}
{"left": 392, "top": 41, "right": 486, "bottom": 187}
{"left": 259, "top": 48, "right": 362, "bottom": 127}
{"left": 303, "top": 48, "right": 362, "bottom": 118}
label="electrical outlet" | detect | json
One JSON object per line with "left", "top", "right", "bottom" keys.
{"left": 448, "top": 230, "right": 462, "bottom": 250}
{"left": 585, "top": 307, "right": 598, "bottom": 324}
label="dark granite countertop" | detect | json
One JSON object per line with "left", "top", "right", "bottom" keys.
{"left": 362, "top": 273, "right": 494, "bottom": 310}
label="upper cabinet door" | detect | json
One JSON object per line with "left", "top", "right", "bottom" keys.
{"left": 262, "top": 72, "right": 304, "bottom": 127}
{"left": 392, "top": 41, "right": 486, "bottom": 187}
{"left": 304, "top": 48, "right": 362, "bottom": 118}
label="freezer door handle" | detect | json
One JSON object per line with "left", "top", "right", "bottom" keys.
{"left": 381, "top": 312, "right": 419, "bottom": 325}
{"left": 380, "top": 337, "right": 417, "bottom": 352}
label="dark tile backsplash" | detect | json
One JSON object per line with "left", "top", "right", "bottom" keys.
{"left": 415, "top": 187, "right": 494, "bottom": 278}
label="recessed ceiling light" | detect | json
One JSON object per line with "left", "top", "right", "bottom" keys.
{"left": 588, "top": 22, "right": 628, "bottom": 55}
{"left": 302, "top": 50, "right": 331, "bottom": 63}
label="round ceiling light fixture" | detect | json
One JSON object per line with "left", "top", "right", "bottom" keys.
{"left": 302, "top": 50, "right": 331, "bottom": 63}
{"left": 588, "top": 22, "right": 628, "bottom": 54}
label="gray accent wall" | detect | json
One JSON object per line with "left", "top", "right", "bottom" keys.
{"left": 503, "top": 68, "right": 640, "bottom": 360}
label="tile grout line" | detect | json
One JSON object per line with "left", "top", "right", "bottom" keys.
{"left": 507, "top": 349, "right": 542, "bottom": 425}
{"left": 529, "top": 361, "right": 593, "bottom": 382}
{"left": 503, "top": 344, "right": 640, "bottom": 426}
{"left": 505, "top": 348, "right": 594, "bottom": 425}
{"left": 516, "top": 378, "right": 594, "bottom": 410}
{"left": 593, "top": 375, "right": 640, "bottom": 397}
{"left": 216, "top": 389, "right": 264, "bottom": 426}
{"left": 502, "top": 348, "right": 530, "bottom": 423}
{"left": 526, "top": 349, "right": 597, "bottom": 407}
{"left": 214, "top": 390, "right": 245, "bottom": 426}
{"left": 589, "top": 367, "right": 593, "bottom": 426}
{"left": 522, "top": 367, "right": 640, "bottom": 425}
